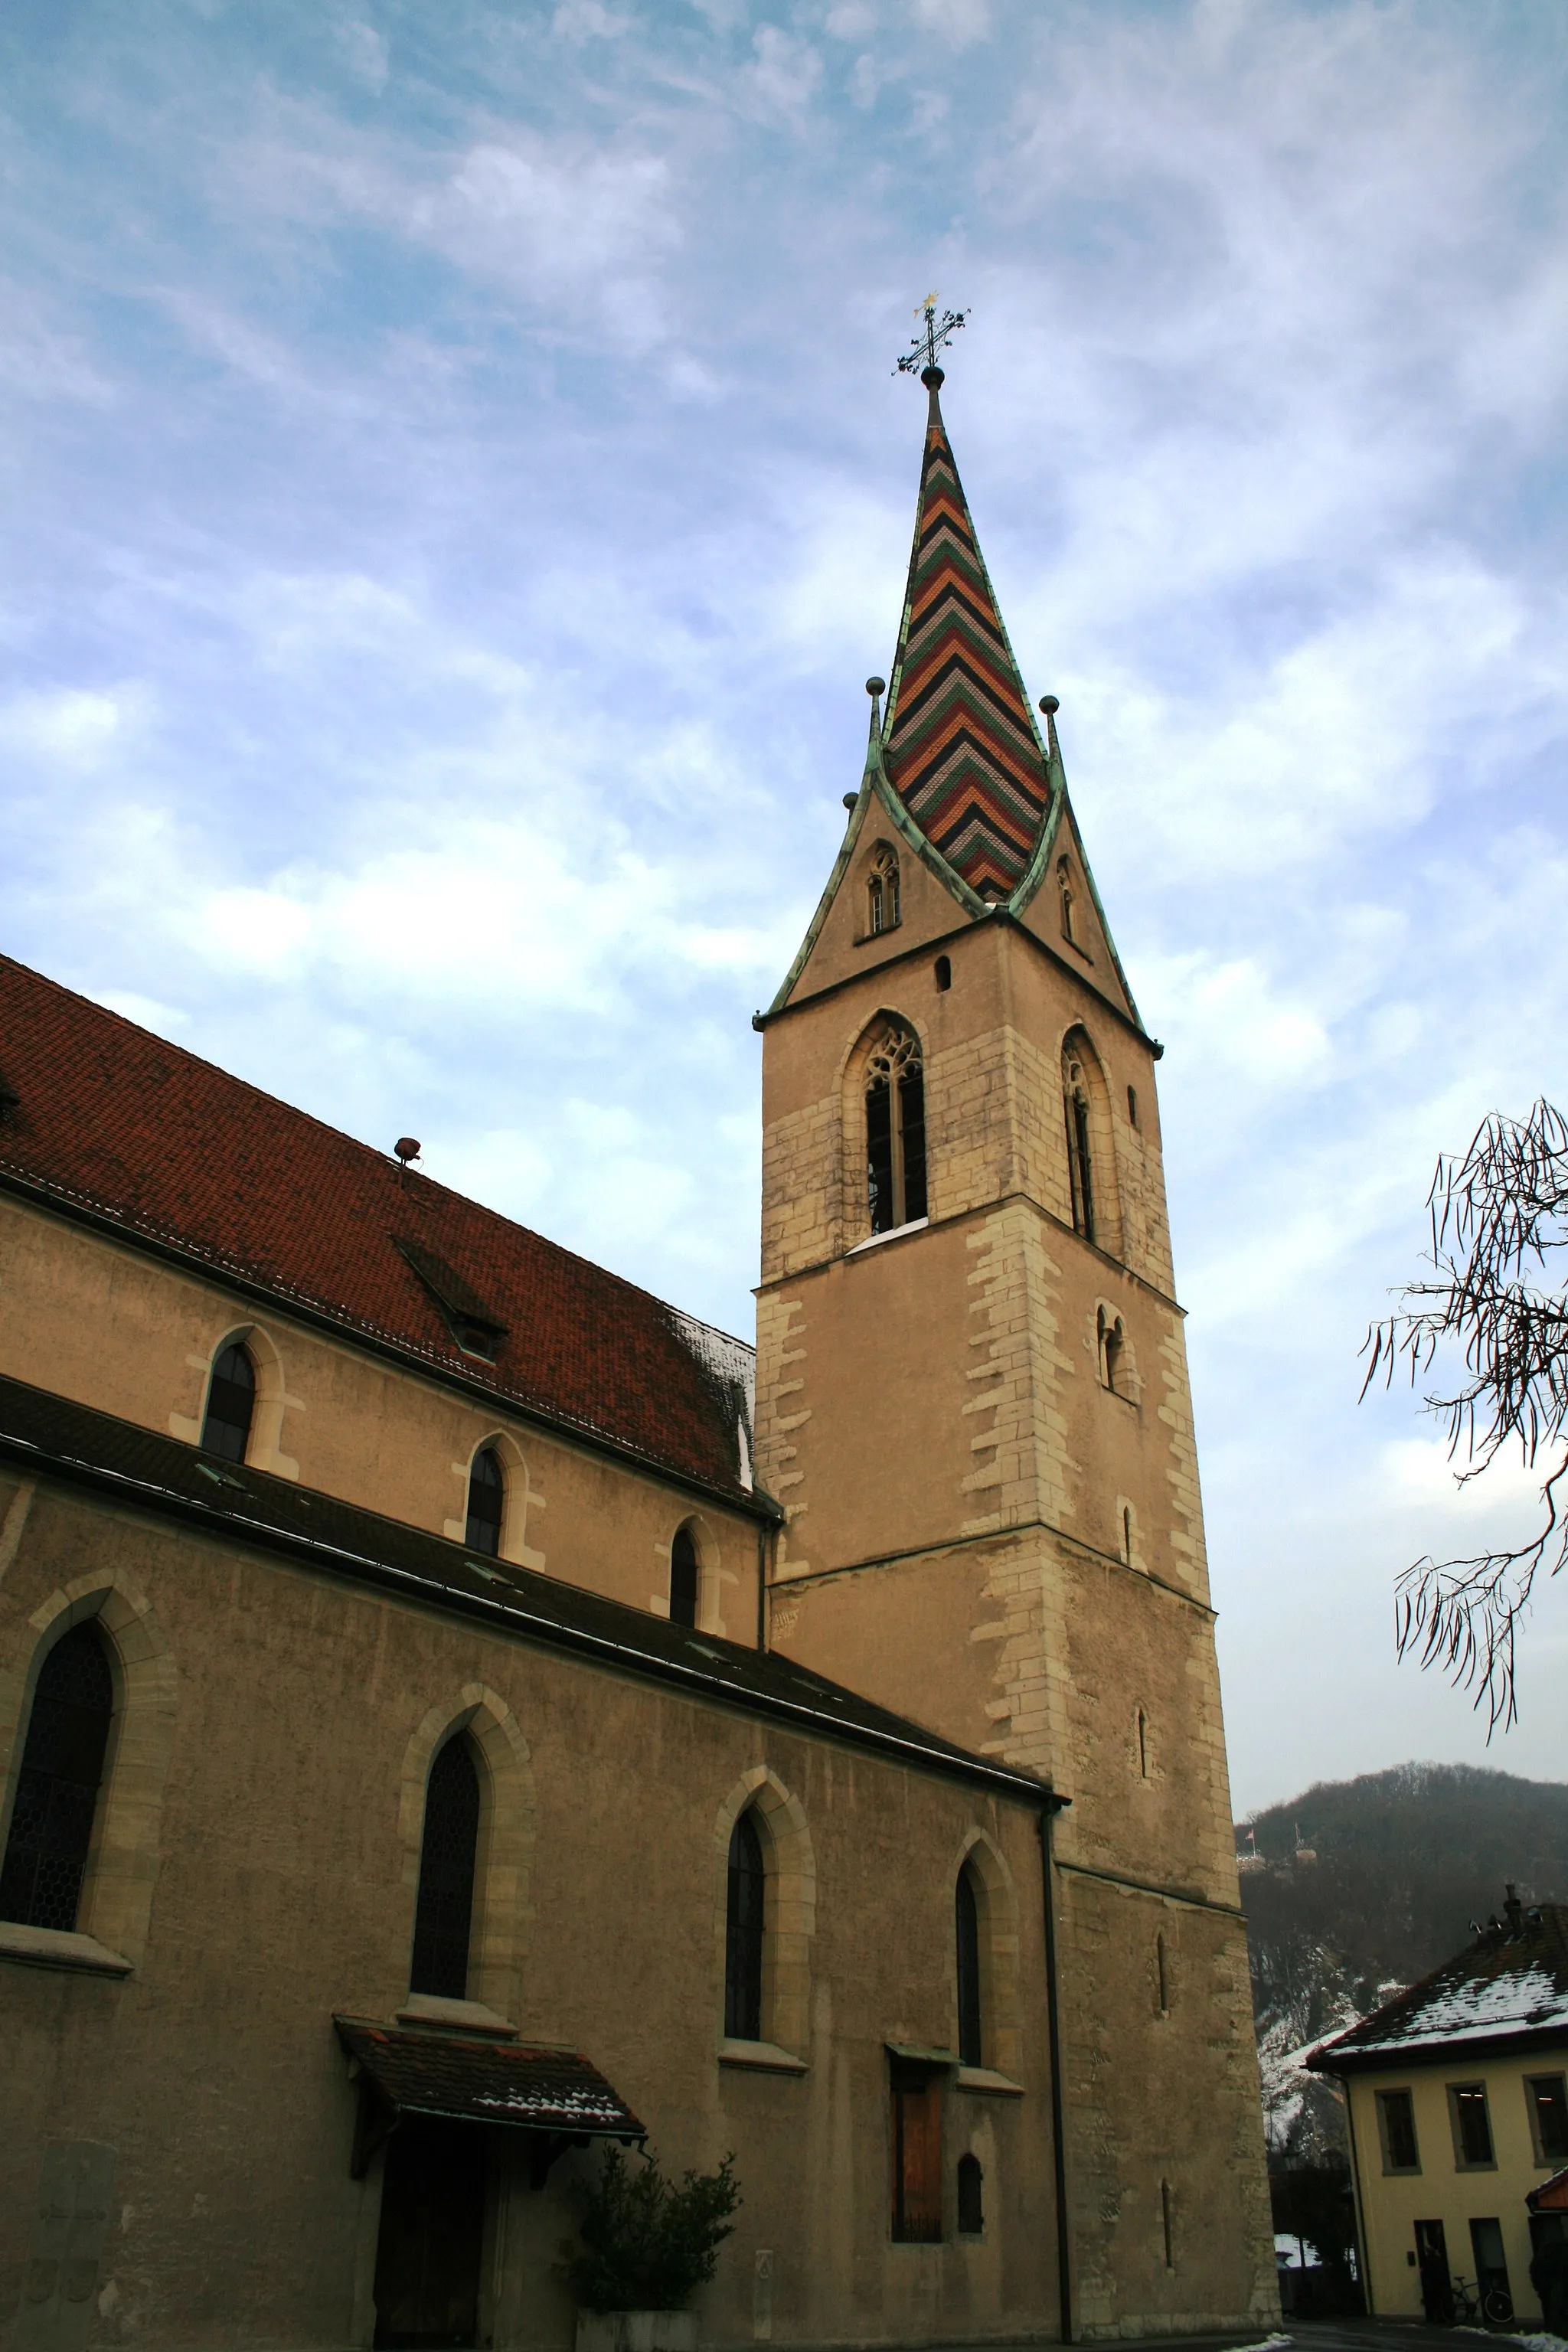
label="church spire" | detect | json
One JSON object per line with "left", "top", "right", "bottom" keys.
{"left": 882, "top": 339, "right": 1054, "bottom": 903}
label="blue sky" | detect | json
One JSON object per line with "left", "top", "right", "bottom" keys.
{"left": 5, "top": 0, "right": 1566, "bottom": 1813}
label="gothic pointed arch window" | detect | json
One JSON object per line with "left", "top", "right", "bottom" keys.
{"left": 1062, "top": 1028, "right": 1118, "bottom": 1254}
{"left": 956, "top": 1860, "right": 983, "bottom": 2066}
{"left": 201, "top": 1339, "right": 256, "bottom": 1462}
{"left": 1097, "top": 1306, "right": 1125, "bottom": 1394}
{"left": 465, "top": 1446, "right": 505, "bottom": 1557}
{"left": 0, "top": 1619, "right": 115, "bottom": 1932}
{"left": 864, "top": 1019, "right": 927, "bottom": 1234}
{"left": 867, "top": 843, "right": 900, "bottom": 937}
{"left": 669, "top": 1524, "right": 700, "bottom": 1628}
{"left": 410, "top": 1733, "right": 482, "bottom": 1999}
{"left": 725, "top": 1809, "right": 766, "bottom": 2041}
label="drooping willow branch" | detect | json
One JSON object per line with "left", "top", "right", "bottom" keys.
{"left": 1362, "top": 1100, "right": 1568, "bottom": 1734}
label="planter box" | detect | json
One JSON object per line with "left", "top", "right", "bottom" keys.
{"left": 575, "top": 2314, "right": 697, "bottom": 2352}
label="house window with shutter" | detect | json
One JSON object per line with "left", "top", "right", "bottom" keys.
{"left": 890, "top": 2056, "right": 944, "bottom": 2242}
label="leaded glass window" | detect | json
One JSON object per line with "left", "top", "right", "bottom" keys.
{"left": 465, "top": 1448, "right": 505, "bottom": 1557}
{"left": 201, "top": 1341, "right": 256, "bottom": 1462}
{"left": 409, "top": 1735, "right": 481, "bottom": 2000}
{"left": 724, "top": 1810, "right": 765, "bottom": 2040}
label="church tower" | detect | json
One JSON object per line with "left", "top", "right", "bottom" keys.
{"left": 753, "top": 358, "right": 1276, "bottom": 2334}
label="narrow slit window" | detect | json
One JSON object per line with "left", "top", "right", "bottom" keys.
{"left": 956, "top": 1864, "right": 983, "bottom": 2068}
{"left": 725, "top": 1810, "right": 765, "bottom": 2041}
{"left": 1156, "top": 1932, "right": 1168, "bottom": 2014}
{"left": 1137, "top": 1708, "right": 1148, "bottom": 1780}
{"left": 669, "top": 1526, "right": 699, "bottom": 1628}
{"left": 0, "top": 1620, "right": 114, "bottom": 1933}
{"left": 956, "top": 2153, "right": 984, "bottom": 2236}
{"left": 409, "top": 1734, "right": 481, "bottom": 1999}
{"left": 934, "top": 955, "right": 952, "bottom": 991}
{"left": 865, "top": 1024, "right": 927, "bottom": 1235}
{"left": 1161, "top": 2179, "right": 1174, "bottom": 2269}
{"left": 1067, "top": 1088, "right": 1096, "bottom": 1243}
{"left": 1122, "top": 1504, "right": 1134, "bottom": 1565}
{"left": 1057, "top": 858, "right": 1075, "bottom": 943}
{"left": 464, "top": 1447, "right": 505, "bottom": 1557}
{"left": 1099, "top": 1309, "right": 1125, "bottom": 1393}
{"left": 1127, "top": 1083, "right": 1138, "bottom": 1127}
{"left": 201, "top": 1341, "right": 256, "bottom": 1462}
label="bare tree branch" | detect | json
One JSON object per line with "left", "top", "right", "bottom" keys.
{"left": 1362, "top": 1101, "right": 1568, "bottom": 1732}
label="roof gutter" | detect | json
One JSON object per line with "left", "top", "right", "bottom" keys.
{"left": 0, "top": 1162, "right": 780, "bottom": 1529}
{"left": 0, "top": 1425, "right": 1057, "bottom": 1807}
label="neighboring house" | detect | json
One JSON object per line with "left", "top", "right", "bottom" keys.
{"left": 1308, "top": 1890, "right": 1568, "bottom": 2324}
{"left": 0, "top": 367, "right": 1277, "bottom": 2351}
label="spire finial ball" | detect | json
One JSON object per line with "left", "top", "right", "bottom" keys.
{"left": 866, "top": 675, "right": 886, "bottom": 697}
{"left": 1039, "top": 694, "right": 1060, "bottom": 715}
{"left": 920, "top": 363, "right": 945, "bottom": 390}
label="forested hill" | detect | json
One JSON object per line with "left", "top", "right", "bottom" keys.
{"left": 1237, "top": 1762, "right": 1568, "bottom": 2161}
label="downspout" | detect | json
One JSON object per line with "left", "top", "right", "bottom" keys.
{"left": 1037, "top": 1804, "right": 1073, "bottom": 2345}
{"left": 1338, "top": 2070, "right": 1374, "bottom": 2315}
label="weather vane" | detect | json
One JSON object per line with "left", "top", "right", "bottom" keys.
{"left": 895, "top": 292, "right": 967, "bottom": 383}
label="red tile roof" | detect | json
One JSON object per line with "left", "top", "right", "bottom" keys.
{"left": 0, "top": 955, "right": 760, "bottom": 1508}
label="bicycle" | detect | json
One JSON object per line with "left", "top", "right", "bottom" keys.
{"left": 1450, "top": 2274, "right": 1514, "bottom": 2327}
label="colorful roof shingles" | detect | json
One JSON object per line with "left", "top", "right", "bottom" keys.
{"left": 882, "top": 391, "right": 1054, "bottom": 898}
{"left": 0, "top": 956, "right": 756, "bottom": 1506}
{"left": 1308, "top": 1903, "right": 1568, "bottom": 2072}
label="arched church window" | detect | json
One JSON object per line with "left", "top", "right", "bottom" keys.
{"left": 866, "top": 1022, "right": 927, "bottom": 1235}
{"left": 724, "top": 1809, "right": 765, "bottom": 2041}
{"left": 669, "top": 1524, "right": 699, "bottom": 1628}
{"left": 957, "top": 2152, "right": 985, "bottom": 2235}
{"left": 1057, "top": 857, "right": 1075, "bottom": 943}
{"left": 201, "top": 1340, "right": 255, "bottom": 1462}
{"left": 410, "top": 1733, "right": 481, "bottom": 1999}
{"left": 0, "top": 1619, "right": 114, "bottom": 1933}
{"left": 867, "top": 844, "right": 900, "bottom": 936}
{"left": 465, "top": 1446, "right": 505, "bottom": 1557}
{"left": 1063, "top": 1045, "right": 1096, "bottom": 1245}
{"left": 956, "top": 1861, "right": 983, "bottom": 2066}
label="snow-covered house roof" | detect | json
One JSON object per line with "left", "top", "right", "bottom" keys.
{"left": 1307, "top": 1896, "right": 1568, "bottom": 2075}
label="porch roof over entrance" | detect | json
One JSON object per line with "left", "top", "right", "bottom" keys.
{"left": 335, "top": 2017, "right": 646, "bottom": 2141}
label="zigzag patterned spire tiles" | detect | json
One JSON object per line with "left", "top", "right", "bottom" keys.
{"left": 883, "top": 409, "right": 1052, "bottom": 897}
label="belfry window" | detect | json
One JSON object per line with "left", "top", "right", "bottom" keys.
{"left": 866, "top": 1023, "right": 927, "bottom": 1235}
{"left": 725, "top": 1810, "right": 765, "bottom": 2040}
{"left": 201, "top": 1340, "right": 255, "bottom": 1462}
{"left": 409, "top": 1733, "right": 481, "bottom": 2000}
{"left": 669, "top": 1525, "right": 699, "bottom": 1628}
{"left": 867, "top": 845, "right": 900, "bottom": 936}
{"left": 956, "top": 1863, "right": 983, "bottom": 2067}
{"left": 465, "top": 1446, "right": 505, "bottom": 1557}
{"left": 0, "top": 1619, "right": 114, "bottom": 1933}
{"left": 1063, "top": 1051, "right": 1096, "bottom": 1244}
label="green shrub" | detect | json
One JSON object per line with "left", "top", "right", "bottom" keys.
{"left": 559, "top": 2147, "right": 741, "bottom": 2313}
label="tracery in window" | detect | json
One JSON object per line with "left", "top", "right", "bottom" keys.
{"left": 724, "top": 1809, "right": 765, "bottom": 2040}
{"left": 865, "top": 1021, "right": 927, "bottom": 1235}
{"left": 201, "top": 1340, "right": 256, "bottom": 1462}
{"left": 1061, "top": 1030, "right": 1117, "bottom": 1253}
{"left": 0, "top": 1619, "right": 114, "bottom": 1933}
{"left": 956, "top": 1862, "right": 983, "bottom": 2067}
{"left": 410, "top": 1734, "right": 481, "bottom": 1999}
{"left": 867, "top": 844, "right": 901, "bottom": 937}
{"left": 465, "top": 1446, "right": 505, "bottom": 1557}
{"left": 669, "top": 1524, "right": 699, "bottom": 1628}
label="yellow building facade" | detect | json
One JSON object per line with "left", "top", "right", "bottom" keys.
{"left": 1311, "top": 1894, "right": 1568, "bottom": 2325}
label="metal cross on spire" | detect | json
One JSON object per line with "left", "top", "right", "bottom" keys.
{"left": 894, "top": 293, "right": 967, "bottom": 386}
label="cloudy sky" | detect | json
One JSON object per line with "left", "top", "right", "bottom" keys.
{"left": 6, "top": 0, "right": 1566, "bottom": 1813}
